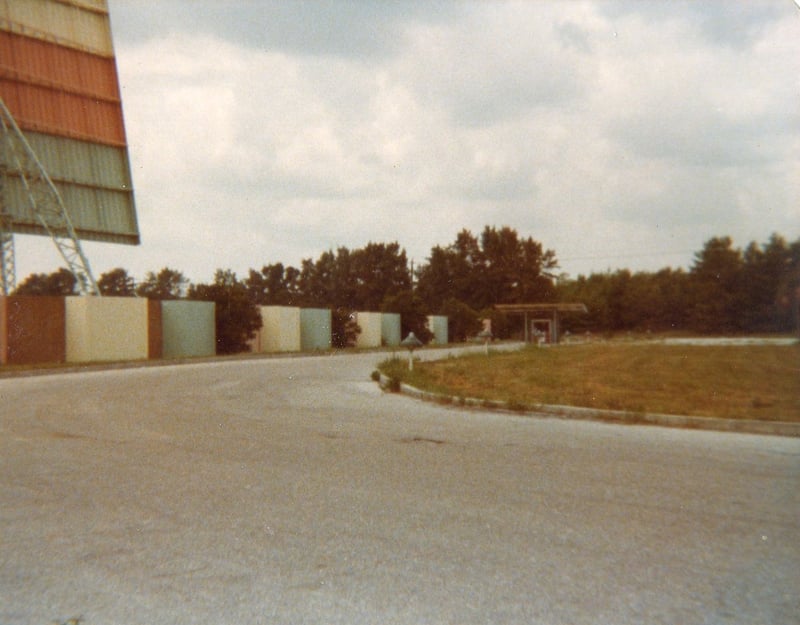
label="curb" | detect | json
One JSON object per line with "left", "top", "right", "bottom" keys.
{"left": 378, "top": 375, "right": 800, "bottom": 438}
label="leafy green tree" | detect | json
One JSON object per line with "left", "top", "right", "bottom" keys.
{"left": 480, "top": 225, "right": 557, "bottom": 306}
{"left": 298, "top": 250, "right": 347, "bottom": 308}
{"left": 416, "top": 230, "right": 486, "bottom": 311}
{"left": 381, "top": 289, "right": 433, "bottom": 343}
{"left": 188, "top": 269, "right": 262, "bottom": 354}
{"left": 739, "top": 234, "right": 793, "bottom": 333}
{"left": 556, "top": 272, "right": 612, "bottom": 333}
{"left": 288, "top": 242, "right": 412, "bottom": 359}
{"left": 647, "top": 268, "right": 691, "bottom": 331}
{"left": 557, "top": 233, "right": 795, "bottom": 336}
{"left": 451, "top": 228, "right": 486, "bottom": 305}
{"left": 776, "top": 237, "right": 800, "bottom": 335}
{"left": 14, "top": 268, "right": 78, "bottom": 296}
{"left": 327, "top": 247, "right": 358, "bottom": 309}
{"left": 246, "top": 263, "right": 301, "bottom": 306}
{"left": 688, "top": 236, "right": 744, "bottom": 333}
{"left": 351, "top": 242, "right": 411, "bottom": 311}
{"left": 558, "top": 267, "right": 691, "bottom": 334}
{"left": 295, "top": 242, "right": 410, "bottom": 312}
{"left": 414, "top": 245, "right": 455, "bottom": 313}
{"left": 136, "top": 267, "right": 188, "bottom": 300}
{"left": 416, "top": 226, "right": 557, "bottom": 312}
{"left": 98, "top": 267, "right": 135, "bottom": 296}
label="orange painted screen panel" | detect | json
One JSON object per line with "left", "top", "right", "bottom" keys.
{"left": 0, "top": 78, "right": 125, "bottom": 146}
{"left": 0, "top": 30, "right": 120, "bottom": 101}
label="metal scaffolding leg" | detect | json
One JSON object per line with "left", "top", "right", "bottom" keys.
{"left": 0, "top": 230, "right": 15, "bottom": 295}
{"left": 0, "top": 152, "right": 15, "bottom": 294}
{"left": 0, "top": 98, "right": 99, "bottom": 296}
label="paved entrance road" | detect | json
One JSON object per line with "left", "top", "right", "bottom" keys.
{"left": 1, "top": 350, "right": 798, "bottom": 624}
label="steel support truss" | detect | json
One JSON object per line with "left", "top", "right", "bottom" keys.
{"left": 0, "top": 227, "right": 15, "bottom": 295}
{"left": 0, "top": 98, "right": 99, "bottom": 296}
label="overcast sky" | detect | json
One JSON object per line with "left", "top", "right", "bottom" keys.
{"left": 16, "top": 0, "right": 800, "bottom": 285}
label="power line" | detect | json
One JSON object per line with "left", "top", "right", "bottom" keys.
{"left": 559, "top": 250, "right": 695, "bottom": 262}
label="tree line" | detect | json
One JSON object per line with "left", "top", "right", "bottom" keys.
{"left": 558, "top": 234, "right": 799, "bottom": 336}
{"left": 12, "top": 226, "right": 799, "bottom": 353}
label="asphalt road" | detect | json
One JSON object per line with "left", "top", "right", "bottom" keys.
{"left": 1, "top": 349, "right": 798, "bottom": 625}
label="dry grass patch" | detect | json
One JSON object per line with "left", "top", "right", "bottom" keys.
{"left": 382, "top": 342, "right": 800, "bottom": 422}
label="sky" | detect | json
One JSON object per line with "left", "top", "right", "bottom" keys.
{"left": 14, "top": 0, "right": 800, "bottom": 285}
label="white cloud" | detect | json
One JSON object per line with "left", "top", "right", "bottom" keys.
{"left": 13, "top": 1, "right": 800, "bottom": 287}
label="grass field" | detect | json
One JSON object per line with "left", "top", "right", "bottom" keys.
{"left": 380, "top": 341, "right": 800, "bottom": 422}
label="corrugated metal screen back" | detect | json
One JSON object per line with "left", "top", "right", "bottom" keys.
{"left": 24, "top": 132, "right": 132, "bottom": 189}
{"left": 0, "top": 30, "right": 120, "bottom": 100}
{"left": 4, "top": 130, "right": 138, "bottom": 243}
{"left": 3, "top": 177, "right": 139, "bottom": 244}
{"left": 0, "top": 79, "right": 125, "bottom": 145}
{"left": 0, "top": 0, "right": 139, "bottom": 244}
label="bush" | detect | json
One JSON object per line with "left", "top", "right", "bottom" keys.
{"left": 332, "top": 308, "right": 361, "bottom": 348}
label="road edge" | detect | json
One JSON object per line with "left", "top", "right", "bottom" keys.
{"left": 378, "top": 374, "right": 800, "bottom": 438}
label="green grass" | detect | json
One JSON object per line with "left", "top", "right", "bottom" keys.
{"left": 380, "top": 342, "right": 800, "bottom": 422}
